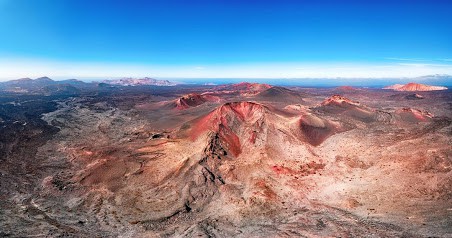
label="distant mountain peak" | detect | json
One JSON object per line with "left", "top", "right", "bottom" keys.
{"left": 35, "top": 76, "right": 53, "bottom": 81}
{"left": 383, "top": 82, "right": 447, "bottom": 91}
{"left": 103, "top": 77, "right": 176, "bottom": 86}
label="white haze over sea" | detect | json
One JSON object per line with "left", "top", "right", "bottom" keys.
{"left": 0, "top": 57, "right": 451, "bottom": 87}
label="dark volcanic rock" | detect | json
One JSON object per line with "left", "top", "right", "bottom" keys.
{"left": 405, "top": 93, "right": 424, "bottom": 100}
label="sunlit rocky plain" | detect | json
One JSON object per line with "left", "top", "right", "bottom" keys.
{"left": 0, "top": 79, "right": 451, "bottom": 237}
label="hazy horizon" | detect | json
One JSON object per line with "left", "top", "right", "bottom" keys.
{"left": 2, "top": 75, "right": 451, "bottom": 88}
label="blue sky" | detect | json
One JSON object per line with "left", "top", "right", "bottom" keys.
{"left": 0, "top": 0, "right": 451, "bottom": 80}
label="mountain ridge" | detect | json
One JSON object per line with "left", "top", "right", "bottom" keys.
{"left": 383, "top": 82, "right": 448, "bottom": 91}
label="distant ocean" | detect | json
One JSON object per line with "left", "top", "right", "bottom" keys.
{"left": 160, "top": 77, "right": 452, "bottom": 88}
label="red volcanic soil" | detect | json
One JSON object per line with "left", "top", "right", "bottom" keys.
{"left": 186, "top": 100, "right": 345, "bottom": 152}
{"left": 384, "top": 82, "right": 447, "bottom": 91}
{"left": 271, "top": 165, "right": 296, "bottom": 175}
{"left": 299, "top": 114, "right": 340, "bottom": 146}
{"left": 187, "top": 102, "right": 267, "bottom": 156}
{"left": 217, "top": 124, "right": 242, "bottom": 157}
{"left": 335, "top": 86, "right": 359, "bottom": 91}
{"left": 321, "top": 95, "right": 361, "bottom": 107}
{"left": 319, "top": 95, "right": 375, "bottom": 122}
{"left": 396, "top": 108, "right": 433, "bottom": 122}
{"left": 174, "top": 93, "right": 220, "bottom": 110}
{"left": 252, "top": 179, "right": 278, "bottom": 201}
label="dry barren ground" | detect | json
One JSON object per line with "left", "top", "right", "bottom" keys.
{"left": 0, "top": 85, "right": 451, "bottom": 237}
